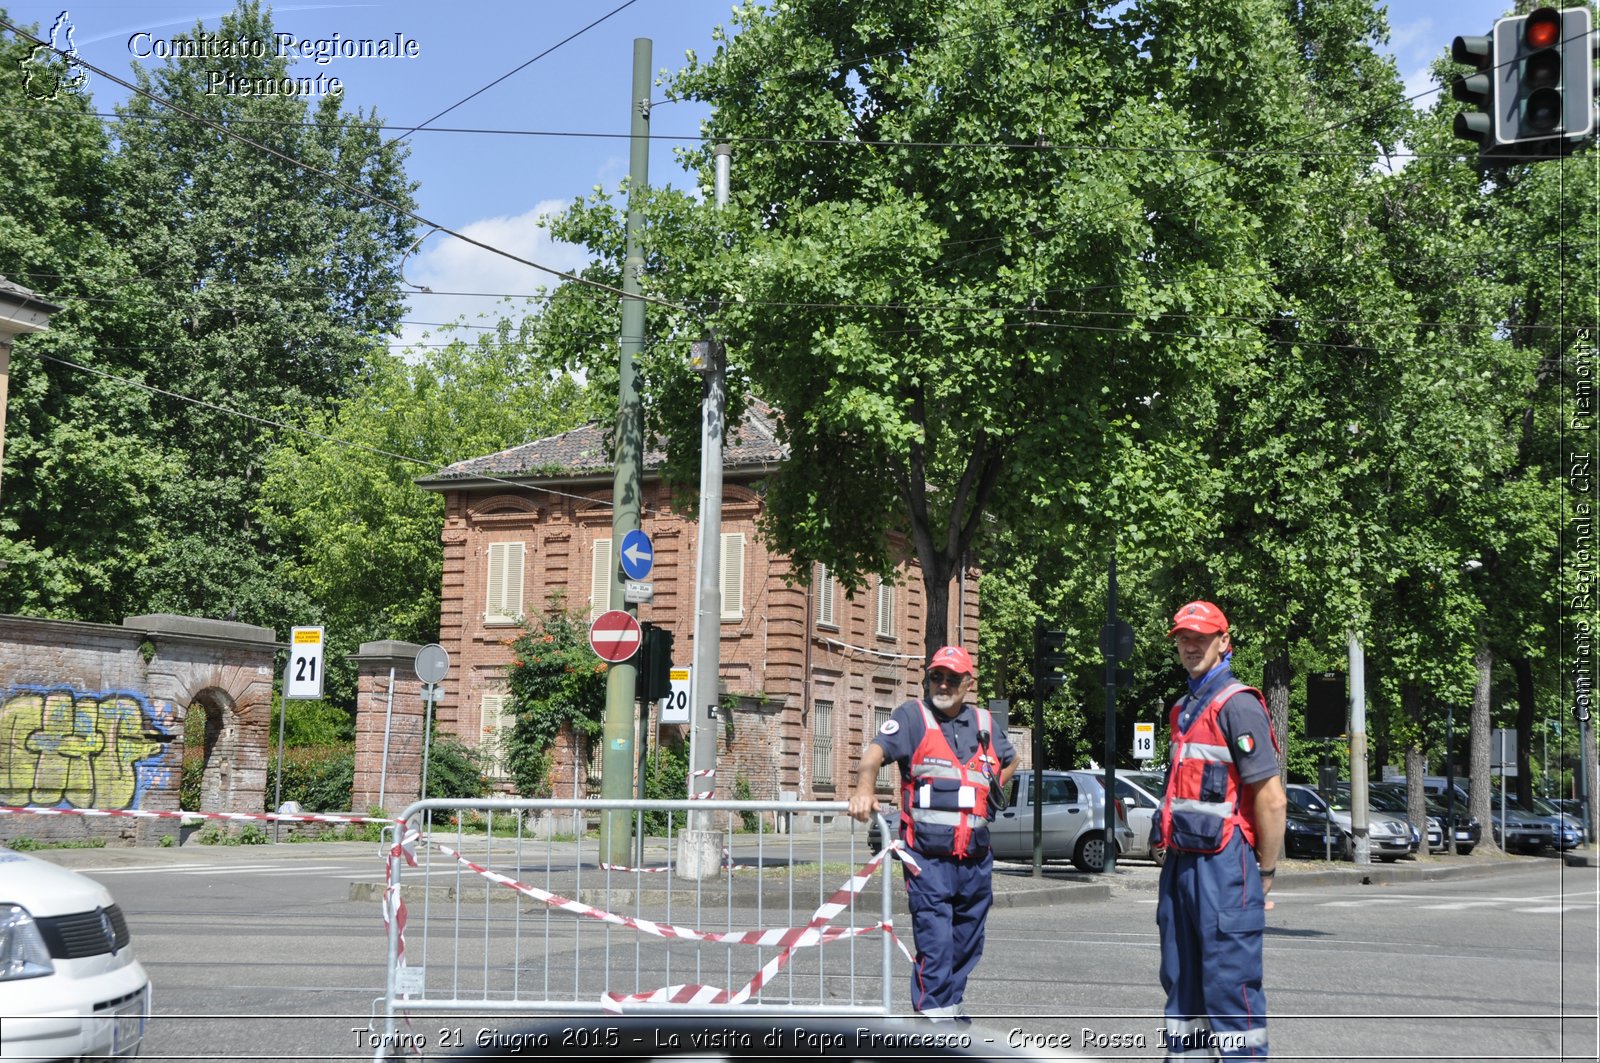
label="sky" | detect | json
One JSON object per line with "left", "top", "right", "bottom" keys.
{"left": 8, "top": 0, "right": 1516, "bottom": 351}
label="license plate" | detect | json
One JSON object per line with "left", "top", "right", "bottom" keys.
{"left": 112, "top": 991, "right": 146, "bottom": 1056}
{"left": 1455, "top": 830, "right": 1472, "bottom": 840}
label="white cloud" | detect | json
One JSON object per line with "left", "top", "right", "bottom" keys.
{"left": 394, "top": 201, "right": 594, "bottom": 353}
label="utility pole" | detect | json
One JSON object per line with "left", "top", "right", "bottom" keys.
{"left": 679, "top": 144, "right": 732, "bottom": 880}
{"left": 598, "top": 38, "right": 651, "bottom": 867}
{"left": 1348, "top": 632, "right": 1370, "bottom": 864}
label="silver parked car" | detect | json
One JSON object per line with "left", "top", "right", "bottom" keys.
{"left": 1285, "top": 784, "right": 1413, "bottom": 862}
{"left": 991, "top": 769, "right": 1135, "bottom": 872}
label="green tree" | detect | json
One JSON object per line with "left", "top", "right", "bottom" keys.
{"left": 104, "top": 1, "right": 417, "bottom": 629}
{"left": 543, "top": 0, "right": 1316, "bottom": 657}
{"left": 259, "top": 320, "right": 589, "bottom": 703}
{"left": 0, "top": 12, "right": 174, "bottom": 617}
{"left": 501, "top": 604, "right": 609, "bottom": 797}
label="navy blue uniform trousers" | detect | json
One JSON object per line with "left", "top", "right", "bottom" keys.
{"left": 905, "top": 847, "right": 992, "bottom": 1017}
{"left": 1156, "top": 834, "right": 1270, "bottom": 1058}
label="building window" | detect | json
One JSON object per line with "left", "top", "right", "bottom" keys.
{"left": 875, "top": 706, "right": 893, "bottom": 790}
{"left": 720, "top": 532, "right": 745, "bottom": 621}
{"left": 815, "top": 563, "right": 837, "bottom": 628}
{"left": 479, "top": 694, "right": 513, "bottom": 780}
{"left": 485, "top": 542, "right": 525, "bottom": 624}
{"left": 874, "top": 579, "right": 896, "bottom": 639}
{"left": 589, "top": 537, "right": 612, "bottom": 619}
{"left": 813, "top": 700, "right": 834, "bottom": 786}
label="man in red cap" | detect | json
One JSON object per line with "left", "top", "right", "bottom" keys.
{"left": 1153, "top": 601, "right": 1286, "bottom": 1059}
{"left": 847, "top": 645, "right": 1016, "bottom": 1022}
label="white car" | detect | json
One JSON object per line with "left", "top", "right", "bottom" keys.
{"left": 0, "top": 846, "right": 151, "bottom": 1060}
{"left": 1109, "top": 771, "right": 1167, "bottom": 864}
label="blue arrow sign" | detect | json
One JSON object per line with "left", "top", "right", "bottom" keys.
{"left": 619, "top": 529, "right": 654, "bottom": 580}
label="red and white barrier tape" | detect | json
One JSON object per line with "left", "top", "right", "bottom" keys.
{"left": 688, "top": 767, "right": 715, "bottom": 799}
{"left": 0, "top": 804, "right": 392, "bottom": 826}
{"left": 600, "top": 841, "right": 918, "bottom": 1012}
{"left": 383, "top": 831, "right": 915, "bottom": 1014}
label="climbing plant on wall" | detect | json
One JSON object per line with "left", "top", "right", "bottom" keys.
{"left": 502, "top": 603, "right": 608, "bottom": 797}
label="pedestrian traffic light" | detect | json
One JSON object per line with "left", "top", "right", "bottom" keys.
{"left": 1450, "top": 30, "right": 1496, "bottom": 152}
{"left": 1492, "top": 6, "right": 1595, "bottom": 154}
{"left": 1033, "top": 619, "right": 1068, "bottom": 692}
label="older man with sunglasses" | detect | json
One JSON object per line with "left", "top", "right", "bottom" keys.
{"left": 847, "top": 645, "right": 1016, "bottom": 1022}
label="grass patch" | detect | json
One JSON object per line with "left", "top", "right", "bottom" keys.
{"left": 6, "top": 837, "right": 108, "bottom": 852}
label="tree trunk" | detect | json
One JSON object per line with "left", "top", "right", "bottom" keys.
{"left": 1262, "top": 649, "right": 1292, "bottom": 780}
{"left": 919, "top": 556, "right": 954, "bottom": 665}
{"left": 1470, "top": 642, "right": 1497, "bottom": 851}
{"left": 1511, "top": 656, "right": 1534, "bottom": 805}
{"left": 1405, "top": 741, "right": 1429, "bottom": 853}
{"left": 1583, "top": 718, "right": 1600, "bottom": 844}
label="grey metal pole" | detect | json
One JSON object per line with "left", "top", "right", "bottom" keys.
{"left": 1348, "top": 632, "right": 1370, "bottom": 864}
{"left": 377, "top": 667, "right": 396, "bottom": 812}
{"left": 1101, "top": 549, "right": 1117, "bottom": 874}
{"left": 419, "top": 688, "right": 434, "bottom": 802}
{"left": 598, "top": 38, "right": 652, "bottom": 866}
{"left": 679, "top": 144, "right": 731, "bottom": 880}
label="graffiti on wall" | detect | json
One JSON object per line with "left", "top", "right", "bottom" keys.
{"left": 0, "top": 686, "right": 173, "bottom": 809}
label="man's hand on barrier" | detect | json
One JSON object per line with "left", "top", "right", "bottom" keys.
{"left": 846, "top": 791, "right": 879, "bottom": 823}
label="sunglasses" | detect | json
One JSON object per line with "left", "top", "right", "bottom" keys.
{"left": 927, "top": 671, "right": 964, "bottom": 685}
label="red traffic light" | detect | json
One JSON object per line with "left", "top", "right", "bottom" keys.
{"left": 1525, "top": 7, "right": 1561, "bottom": 49}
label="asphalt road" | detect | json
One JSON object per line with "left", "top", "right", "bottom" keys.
{"left": 38, "top": 840, "right": 1600, "bottom": 1062}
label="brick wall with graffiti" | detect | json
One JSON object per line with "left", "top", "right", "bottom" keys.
{"left": 0, "top": 613, "right": 277, "bottom": 844}
{"left": 0, "top": 685, "right": 174, "bottom": 810}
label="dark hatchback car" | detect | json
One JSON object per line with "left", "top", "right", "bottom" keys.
{"left": 1365, "top": 783, "right": 1483, "bottom": 856}
{"left": 1283, "top": 806, "right": 1342, "bottom": 860}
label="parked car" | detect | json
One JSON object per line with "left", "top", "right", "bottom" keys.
{"left": 991, "top": 769, "right": 1135, "bottom": 872}
{"left": 1331, "top": 787, "right": 1433, "bottom": 858}
{"left": 1283, "top": 806, "right": 1344, "bottom": 860}
{"left": 1483, "top": 794, "right": 1553, "bottom": 852}
{"left": 1419, "top": 792, "right": 1481, "bottom": 855}
{"left": 1528, "top": 796, "right": 1585, "bottom": 850}
{"left": 0, "top": 845, "right": 151, "bottom": 1059}
{"left": 1107, "top": 771, "right": 1164, "bottom": 864}
{"left": 1284, "top": 784, "right": 1413, "bottom": 861}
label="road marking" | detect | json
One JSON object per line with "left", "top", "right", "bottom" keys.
{"left": 1415, "top": 901, "right": 1504, "bottom": 910}
{"left": 1318, "top": 898, "right": 1412, "bottom": 907}
{"left": 1513, "top": 905, "right": 1592, "bottom": 913}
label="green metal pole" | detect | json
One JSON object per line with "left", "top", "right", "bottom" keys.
{"left": 599, "top": 37, "right": 651, "bottom": 866}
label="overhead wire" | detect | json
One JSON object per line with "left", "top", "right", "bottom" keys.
{"left": 383, "top": 0, "right": 645, "bottom": 143}
{"left": 0, "top": 16, "right": 694, "bottom": 321}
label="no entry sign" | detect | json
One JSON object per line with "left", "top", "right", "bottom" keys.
{"left": 589, "top": 610, "right": 642, "bottom": 663}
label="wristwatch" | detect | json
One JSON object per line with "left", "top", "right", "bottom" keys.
{"left": 1259, "top": 867, "right": 1276, "bottom": 879}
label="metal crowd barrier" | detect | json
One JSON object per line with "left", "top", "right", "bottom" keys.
{"left": 371, "top": 798, "right": 901, "bottom": 1058}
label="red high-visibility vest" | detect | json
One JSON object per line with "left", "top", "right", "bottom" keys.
{"left": 899, "top": 702, "right": 998, "bottom": 858}
{"left": 1157, "top": 682, "right": 1278, "bottom": 854}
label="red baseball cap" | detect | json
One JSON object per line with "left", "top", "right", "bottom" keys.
{"left": 1168, "top": 600, "right": 1229, "bottom": 637}
{"left": 927, "top": 645, "right": 975, "bottom": 676}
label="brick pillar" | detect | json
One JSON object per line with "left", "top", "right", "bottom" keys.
{"left": 350, "top": 640, "right": 424, "bottom": 815}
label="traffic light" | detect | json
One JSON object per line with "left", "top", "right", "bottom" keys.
{"left": 1450, "top": 30, "right": 1495, "bottom": 151}
{"left": 637, "top": 623, "right": 674, "bottom": 704}
{"left": 1033, "top": 619, "right": 1068, "bottom": 693}
{"left": 1492, "top": 6, "right": 1595, "bottom": 154}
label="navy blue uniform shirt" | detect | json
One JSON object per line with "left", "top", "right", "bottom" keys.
{"left": 871, "top": 698, "right": 1017, "bottom": 780}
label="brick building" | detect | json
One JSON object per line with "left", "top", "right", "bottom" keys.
{"left": 417, "top": 401, "right": 1000, "bottom": 814}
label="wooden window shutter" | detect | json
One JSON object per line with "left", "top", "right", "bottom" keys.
{"left": 486, "top": 542, "right": 525, "bottom": 623}
{"left": 720, "top": 532, "right": 744, "bottom": 621}
{"left": 815, "top": 563, "right": 836, "bottom": 627}
{"left": 590, "top": 538, "right": 612, "bottom": 618}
